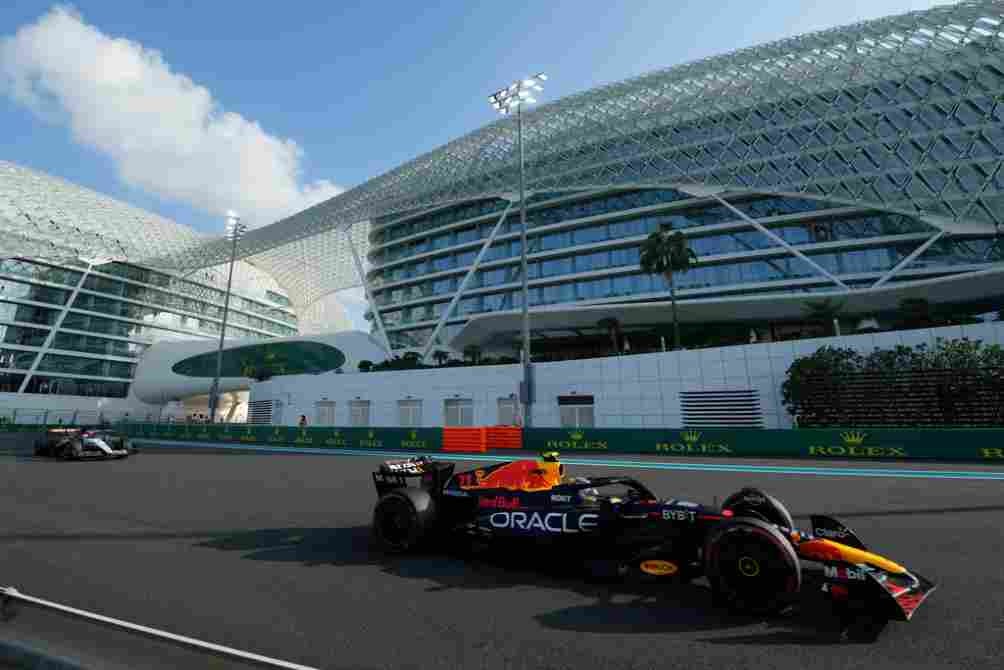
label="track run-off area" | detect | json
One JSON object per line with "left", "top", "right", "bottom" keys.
{"left": 1, "top": 445, "right": 1002, "bottom": 669}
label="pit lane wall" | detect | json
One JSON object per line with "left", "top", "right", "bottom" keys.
{"left": 118, "top": 423, "right": 1004, "bottom": 462}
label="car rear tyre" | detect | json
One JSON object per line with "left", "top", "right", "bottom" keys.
{"left": 372, "top": 489, "right": 436, "bottom": 553}
{"left": 721, "top": 487, "right": 794, "bottom": 530}
{"left": 704, "top": 517, "right": 801, "bottom": 616}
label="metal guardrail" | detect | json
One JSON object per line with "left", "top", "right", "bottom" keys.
{"left": 1, "top": 586, "right": 319, "bottom": 670}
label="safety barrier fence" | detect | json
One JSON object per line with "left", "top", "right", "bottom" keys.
{"left": 67, "top": 423, "right": 1004, "bottom": 463}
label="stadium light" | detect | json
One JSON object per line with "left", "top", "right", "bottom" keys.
{"left": 207, "top": 210, "right": 247, "bottom": 424}
{"left": 488, "top": 72, "right": 546, "bottom": 428}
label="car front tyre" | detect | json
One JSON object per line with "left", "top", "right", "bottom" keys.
{"left": 704, "top": 517, "right": 801, "bottom": 616}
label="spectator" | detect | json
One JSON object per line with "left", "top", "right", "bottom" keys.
{"left": 298, "top": 415, "right": 308, "bottom": 428}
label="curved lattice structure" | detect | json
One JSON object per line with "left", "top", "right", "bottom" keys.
{"left": 4, "top": 1, "right": 1004, "bottom": 314}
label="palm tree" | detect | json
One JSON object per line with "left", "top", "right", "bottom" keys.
{"left": 639, "top": 228, "right": 698, "bottom": 350}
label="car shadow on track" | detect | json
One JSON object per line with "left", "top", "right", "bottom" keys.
{"left": 195, "top": 526, "right": 848, "bottom": 642}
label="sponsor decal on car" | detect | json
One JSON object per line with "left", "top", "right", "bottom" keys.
{"left": 443, "top": 489, "right": 470, "bottom": 497}
{"left": 824, "top": 565, "right": 867, "bottom": 581}
{"left": 479, "top": 495, "right": 522, "bottom": 510}
{"left": 640, "top": 560, "right": 679, "bottom": 577}
{"left": 488, "top": 511, "right": 599, "bottom": 534}
{"left": 385, "top": 461, "right": 424, "bottom": 474}
{"left": 662, "top": 509, "right": 696, "bottom": 522}
{"left": 814, "top": 526, "right": 851, "bottom": 540}
{"left": 550, "top": 494, "right": 572, "bottom": 503}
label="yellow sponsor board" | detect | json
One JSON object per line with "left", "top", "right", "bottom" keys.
{"left": 324, "top": 430, "right": 347, "bottom": 447}
{"left": 359, "top": 429, "right": 383, "bottom": 449}
{"left": 656, "top": 430, "right": 732, "bottom": 455}
{"left": 400, "top": 430, "right": 427, "bottom": 449}
{"left": 807, "top": 431, "right": 908, "bottom": 458}
{"left": 545, "top": 430, "right": 608, "bottom": 451}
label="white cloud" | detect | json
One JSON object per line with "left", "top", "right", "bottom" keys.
{"left": 0, "top": 5, "right": 342, "bottom": 228}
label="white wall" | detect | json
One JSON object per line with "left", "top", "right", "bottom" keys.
{"left": 251, "top": 320, "right": 1004, "bottom": 429}
{"left": 0, "top": 390, "right": 166, "bottom": 424}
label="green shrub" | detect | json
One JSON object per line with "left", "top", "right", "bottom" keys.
{"left": 782, "top": 338, "right": 1004, "bottom": 427}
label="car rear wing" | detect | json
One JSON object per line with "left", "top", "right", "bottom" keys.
{"left": 372, "top": 458, "right": 455, "bottom": 498}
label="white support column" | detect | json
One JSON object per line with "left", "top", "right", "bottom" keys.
{"left": 871, "top": 230, "right": 946, "bottom": 288}
{"left": 700, "top": 190, "right": 851, "bottom": 291}
{"left": 345, "top": 226, "right": 393, "bottom": 355}
{"left": 17, "top": 261, "right": 93, "bottom": 394}
{"left": 421, "top": 200, "right": 515, "bottom": 361}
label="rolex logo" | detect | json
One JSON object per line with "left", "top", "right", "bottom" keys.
{"left": 840, "top": 431, "right": 867, "bottom": 446}
{"left": 681, "top": 430, "right": 701, "bottom": 444}
{"left": 368, "top": 430, "right": 375, "bottom": 439}
{"left": 569, "top": 430, "right": 584, "bottom": 441}
{"left": 409, "top": 430, "right": 417, "bottom": 440}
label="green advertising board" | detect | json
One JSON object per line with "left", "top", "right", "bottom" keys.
{"left": 126, "top": 424, "right": 444, "bottom": 453}
{"left": 522, "top": 426, "right": 1004, "bottom": 462}
{"left": 124, "top": 423, "right": 1004, "bottom": 462}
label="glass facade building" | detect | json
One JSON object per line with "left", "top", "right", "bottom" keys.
{"left": 358, "top": 2, "right": 1004, "bottom": 352}
{"left": 0, "top": 257, "right": 298, "bottom": 399}
{"left": 366, "top": 189, "right": 999, "bottom": 350}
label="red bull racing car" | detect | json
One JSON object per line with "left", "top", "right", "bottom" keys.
{"left": 371, "top": 453, "right": 935, "bottom": 641}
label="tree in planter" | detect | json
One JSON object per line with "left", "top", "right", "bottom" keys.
{"left": 782, "top": 338, "right": 1004, "bottom": 427}
{"left": 781, "top": 345, "right": 862, "bottom": 426}
{"left": 357, "top": 360, "right": 373, "bottom": 373}
{"left": 801, "top": 297, "right": 846, "bottom": 337}
{"left": 640, "top": 228, "right": 698, "bottom": 350}
{"left": 596, "top": 317, "right": 623, "bottom": 355}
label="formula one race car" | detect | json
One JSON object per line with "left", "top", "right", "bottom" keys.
{"left": 34, "top": 426, "right": 132, "bottom": 460}
{"left": 371, "top": 454, "right": 935, "bottom": 641}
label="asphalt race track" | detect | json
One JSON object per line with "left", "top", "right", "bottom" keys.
{"left": 2, "top": 446, "right": 1003, "bottom": 670}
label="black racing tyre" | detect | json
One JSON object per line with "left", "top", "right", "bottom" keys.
{"left": 721, "top": 488, "right": 794, "bottom": 530}
{"left": 371, "top": 488, "right": 437, "bottom": 553}
{"left": 704, "top": 517, "right": 801, "bottom": 616}
{"left": 33, "top": 441, "right": 45, "bottom": 456}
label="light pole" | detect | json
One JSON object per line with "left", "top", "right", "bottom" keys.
{"left": 207, "top": 211, "right": 246, "bottom": 423}
{"left": 489, "top": 73, "right": 546, "bottom": 428}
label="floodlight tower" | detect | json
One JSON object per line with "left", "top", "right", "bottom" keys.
{"left": 489, "top": 72, "right": 546, "bottom": 427}
{"left": 207, "top": 211, "right": 247, "bottom": 423}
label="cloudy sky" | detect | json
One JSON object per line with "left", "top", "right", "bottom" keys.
{"left": 0, "top": 0, "right": 943, "bottom": 328}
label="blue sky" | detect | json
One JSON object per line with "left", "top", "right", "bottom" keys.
{"left": 1, "top": 0, "right": 941, "bottom": 327}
